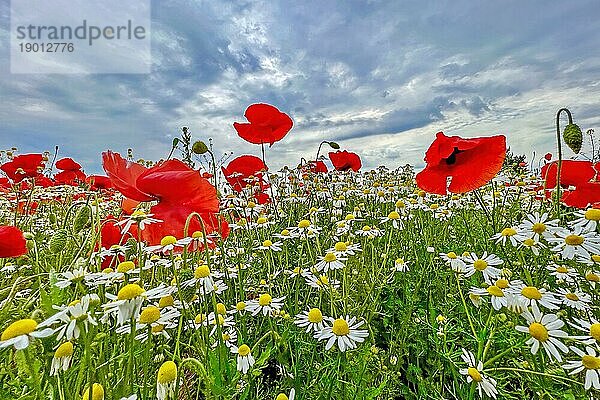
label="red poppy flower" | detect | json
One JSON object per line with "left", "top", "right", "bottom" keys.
{"left": 103, "top": 151, "right": 229, "bottom": 245}
{"left": 541, "top": 160, "right": 600, "bottom": 208}
{"left": 222, "top": 155, "right": 268, "bottom": 192}
{"left": 222, "top": 155, "right": 270, "bottom": 203}
{"left": 304, "top": 160, "right": 328, "bottom": 173}
{"left": 54, "top": 170, "right": 86, "bottom": 185}
{"left": 86, "top": 175, "right": 113, "bottom": 190}
{"left": 0, "top": 154, "right": 45, "bottom": 183}
{"left": 0, "top": 178, "right": 11, "bottom": 191}
{"left": 328, "top": 150, "right": 362, "bottom": 172}
{"left": 233, "top": 103, "right": 293, "bottom": 146}
{"left": 55, "top": 157, "right": 82, "bottom": 171}
{"left": 0, "top": 226, "right": 27, "bottom": 258}
{"left": 415, "top": 132, "right": 506, "bottom": 195}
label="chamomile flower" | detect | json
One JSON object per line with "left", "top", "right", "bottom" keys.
{"left": 116, "top": 210, "right": 162, "bottom": 234}
{"left": 0, "top": 318, "right": 54, "bottom": 350}
{"left": 392, "top": 258, "right": 410, "bottom": 272}
{"left": 315, "top": 315, "right": 369, "bottom": 352}
{"left": 463, "top": 253, "right": 503, "bottom": 284}
{"left": 327, "top": 241, "right": 361, "bottom": 257}
{"left": 570, "top": 318, "right": 600, "bottom": 345}
{"left": 511, "top": 283, "right": 561, "bottom": 310}
{"left": 459, "top": 349, "right": 498, "bottom": 399}
{"left": 40, "top": 294, "right": 99, "bottom": 341}
{"left": 156, "top": 361, "right": 177, "bottom": 400}
{"left": 548, "top": 227, "right": 600, "bottom": 260}
{"left": 231, "top": 344, "right": 255, "bottom": 374}
{"left": 571, "top": 208, "right": 600, "bottom": 231}
{"left": 380, "top": 211, "right": 403, "bottom": 229}
{"left": 563, "top": 346, "right": 600, "bottom": 390}
{"left": 491, "top": 226, "right": 526, "bottom": 246}
{"left": 275, "top": 388, "right": 295, "bottom": 400}
{"left": 515, "top": 302, "right": 568, "bottom": 362}
{"left": 305, "top": 274, "right": 340, "bottom": 291}
{"left": 102, "top": 283, "right": 146, "bottom": 325}
{"left": 314, "top": 252, "right": 346, "bottom": 273}
{"left": 256, "top": 239, "right": 283, "bottom": 251}
{"left": 519, "top": 212, "right": 559, "bottom": 240}
{"left": 556, "top": 287, "right": 591, "bottom": 310}
{"left": 440, "top": 252, "right": 466, "bottom": 273}
{"left": 50, "top": 341, "right": 74, "bottom": 375}
{"left": 245, "top": 293, "right": 285, "bottom": 316}
{"left": 294, "top": 307, "right": 331, "bottom": 333}
{"left": 470, "top": 284, "right": 507, "bottom": 311}
{"left": 546, "top": 263, "right": 578, "bottom": 283}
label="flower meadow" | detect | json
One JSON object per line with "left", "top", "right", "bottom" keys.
{"left": 1, "top": 105, "right": 600, "bottom": 400}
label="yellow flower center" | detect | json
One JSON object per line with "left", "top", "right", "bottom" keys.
{"left": 467, "top": 367, "right": 483, "bottom": 382}
{"left": 236, "top": 301, "right": 246, "bottom": 311}
{"left": 276, "top": 394, "right": 289, "bottom": 400}
{"left": 345, "top": 214, "right": 355, "bottom": 221}
{"left": 257, "top": 217, "right": 267, "bottom": 224}
{"left": 487, "top": 285, "right": 504, "bottom": 297}
{"left": 192, "top": 231, "right": 204, "bottom": 239}
{"left": 334, "top": 242, "right": 347, "bottom": 251}
{"left": 298, "top": 219, "right": 311, "bottom": 228}
{"left": 281, "top": 229, "right": 290, "bottom": 236}
{"left": 194, "top": 314, "right": 206, "bottom": 324}
{"left": 585, "top": 209, "right": 600, "bottom": 221}
{"left": 69, "top": 299, "right": 81, "bottom": 307}
{"left": 523, "top": 238, "right": 535, "bottom": 247}
{"left": 586, "top": 272, "right": 600, "bottom": 282}
{"left": 160, "top": 236, "right": 177, "bottom": 246}
{"left": 259, "top": 293, "right": 272, "bottom": 306}
{"left": 388, "top": 211, "right": 400, "bottom": 220}
{"left": 529, "top": 322, "right": 549, "bottom": 342}
{"left": 238, "top": 344, "right": 251, "bottom": 357}
{"left": 565, "top": 234, "right": 584, "bottom": 246}
{"left": 501, "top": 228, "right": 517, "bottom": 236}
{"left": 590, "top": 323, "right": 600, "bottom": 341}
{"left": 317, "top": 275, "right": 329, "bottom": 286}
{"left": 521, "top": 286, "right": 542, "bottom": 300}
{"left": 152, "top": 324, "right": 165, "bottom": 333}
{"left": 54, "top": 341, "right": 74, "bottom": 358}
{"left": 262, "top": 240, "right": 273, "bottom": 248}
{"left": 565, "top": 292, "right": 579, "bottom": 301}
{"left": 592, "top": 255, "right": 600, "bottom": 263}
{"left": 496, "top": 279, "right": 509, "bottom": 289}
{"left": 82, "top": 383, "right": 104, "bottom": 400}
{"left": 396, "top": 201, "right": 405, "bottom": 208}
{"left": 446, "top": 252, "right": 457, "bottom": 259}
{"left": 556, "top": 266, "right": 568, "bottom": 273}
{"left": 157, "top": 361, "right": 177, "bottom": 384}
{"left": 532, "top": 223, "right": 546, "bottom": 234}
{"left": 308, "top": 308, "right": 323, "bottom": 323}
{"left": 117, "top": 261, "right": 135, "bottom": 273}
{"left": 117, "top": 284, "right": 145, "bottom": 301}
{"left": 194, "top": 265, "right": 210, "bottom": 279}
{"left": 324, "top": 253, "right": 337, "bottom": 262}
{"left": 332, "top": 318, "right": 350, "bottom": 336}
{"left": 247, "top": 201, "right": 256, "bottom": 209}
{"left": 362, "top": 226, "right": 372, "bottom": 232}
{"left": 216, "top": 303, "right": 227, "bottom": 315}
{"left": 473, "top": 260, "right": 488, "bottom": 271}
{"left": 159, "top": 295, "right": 174, "bottom": 308}
{"left": 139, "top": 306, "right": 161, "bottom": 324}
{"left": 430, "top": 204, "right": 439, "bottom": 210}
{"left": 583, "top": 355, "right": 600, "bottom": 370}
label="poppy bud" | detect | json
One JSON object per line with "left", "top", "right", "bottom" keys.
{"left": 192, "top": 141, "right": 209, "bottom": 155}
{"left": 49, "top": 229, "right": 69, "bottom": 254}
{"left": 328, "top": 141, "right": 340, "bottom": 149}
{"left": 563, "top": 123, "right": 583, "bottom": 154}
{"left": 73, "top": 205, "right": 91, "bottom": 233}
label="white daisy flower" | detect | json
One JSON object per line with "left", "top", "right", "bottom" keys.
{"left": 0, "top": 318, "right": 54, "bottom": 350}
{"left": 314, "top": 252, "right": 346, "bottom": 273}
{"left": 315, "top": 315, "right": 369, "bottom": 352}
{"left": 50, "top": 341, "right": 74, "bottom": 376}
{"left": 556, "top": 288, "right": 591, "bottom": 310}
{"left": 245, "top": 294, "right": 285, "bottom": 317}
{"left": 571, "top": 208, "right": 600, "bottom": 231}
{"left": 563, "top": 346, "right": 600, "bottom": 390}
{"left": 515, "top": 302, "right": 568, "bottom": 362}
{"left": 463, "top": 252, "right": 503, "bottom": 284}
{"left": 294, "top": 307, "right": 332, "bottom": 333}
{"left": 548, "top": 227, "right": 600, "bottom": 260}
{"left": 231, "top": 344, "right": 255, "bottom": 374}
{"left": 459, "top": 348, "right": 498, "bottom": 399}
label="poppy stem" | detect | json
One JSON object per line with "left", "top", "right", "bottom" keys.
{"left": 554, "top": 108, "right": 573, "bottom": 219}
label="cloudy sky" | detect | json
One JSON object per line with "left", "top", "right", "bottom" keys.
{"left": 1, "top": 0, "right": 599, "bottom": 173}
